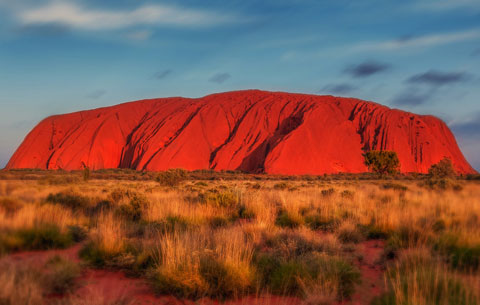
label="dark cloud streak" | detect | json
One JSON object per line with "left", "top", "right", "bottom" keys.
{"left": 344, "top": 60, "right": 390, "bottom": 78}
{"left": 209, "top": 73, "right": 231, "bottom": 84}
{"left": 320, "top": 83, "right": 357, "bottom": 95}
{"left": 406, "top": 70, "right": 470, "bottom": 86}
{"left": 86, "top": 89, "right": 106, "bottom": 99}
{"left": 153, "top": 69, "right": 173, "bottom": 80}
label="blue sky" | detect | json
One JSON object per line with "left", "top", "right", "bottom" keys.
{"left": 0, "top": 0, "right": 479, "bottom": 170}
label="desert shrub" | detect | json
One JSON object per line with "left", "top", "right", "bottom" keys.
{"left": 1, "top": 224, "right": 74, "bottom": 252}
{"left": 195, "top": 181, "right": 208, "bottom": 187}
{"left": 67, "top": 225, "right": 88, "bottom": 242}
{"left": 39, "top": 175, "right": 81, "bottom": 185}
{"left": 382, "top": 183, "right": 408, "bottom": 192}
{"left": 151, "top": 229, "right": 254, "bottom": 300}
{"left": 372, "top": 250, "right": 479, "bottom": 305}
{"left": 151, "top": 267, "right": 209, "bottom": 299}
{"left": 43, "top": 255, "right": 81, "bottom": 294}
{"left": 250, "top": 183, "right": 261, "bottom": 189}
{"left": 429, "top": 157, "right": 456, "bottom": 178}
{"left": 340, "top": 190, "right": 355, "bottom": 199}
{"left": 275, "top": 210, "right": 304, "bottom": 229}
{"left": 363, "top": 150, "right": 400, "bottom": 175}
{"left": 0, "top": 198, "right": 22, "bottom": 215}
{"left": 268, "top": 259, "right": 309, "bottom": 295}
{"left": 421, "top": 178, "right": 463, "bottom": 191}
{"left": 46, "top": 191, "right": 91, "bottom": 211}
{"left": 80, "top": 214, "right": 126, "bottom": 267}
{"left": 209, "top": 216, "right": 230, "bottom": 228}
{"left": 337, "top": 222, "right": 364, "bottom": 244}
{"left": 256, "top": 253, "right": 360, "bottom": 299}
{"left": 236, "top": 204, "right": 256, "bottom": 220}
{"left": 434, "top": 233, "right": 480, "bottom": 271}
{"left": 198, "top": 255, "right": 254, "bottom": 299}
{"left": 358, "top": 224, "right": 391, "bottom": 240}
{"left": 156, "top": 169, "right": 188, "bottom": 187}
{"left": 116, "top": 193, "right": 149, "bottom": 221}
{"left": 304, "top": 213, "right": 340, "bottom": 232}
{"left": 261, "top": 231, "right": 338, "bottom": 260}
{"left": 198, "top": 190, "right": 238, "bottom": 208}
{"left": 273, "top": 182, "right": 289, "bottom": 190}
{"left": 321, "top": 188, "right": 336, "bottom": 197}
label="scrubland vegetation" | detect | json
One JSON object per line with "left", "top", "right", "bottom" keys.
{"left": 0, "top": 169, "right": 479, "bottom": 304}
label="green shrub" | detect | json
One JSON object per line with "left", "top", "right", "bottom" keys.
{"left": 199, "top": 255, "right": 254, "bottom": 299}
{"left": 151, "top": 267, "right": 209, "bottom": 299}
{"left": 79, "top": 242, "right": 111, "bottom": 267}
{"left": 275, "top": 210, "right": 304, "bottom": 229}
{"left": 198, "top": 190, "right": 238, "bottom": 208}
{"left": 269, "top": 260, "right": 309, "bottom": 295}
{"left": 43, "top": 255, "right": 81, "bottom": 294}
{"left": 255, "top": 253, "right": 360, "bottom": 299}
{"left": 304, "top": 213, "right": 339, "bottom": 232}
{"left": 429, "top": 158, "right": 456, "bottom": 178}
{"left": 116, "top": 193, "right": 149, "bottom": 221}
{"left": 156, "top": 169, "right": 188, "bottom": 187}
{"left": 209, "top": 216, "right": 230, "bottom": 228}
{"left": 373, "top": 251, "right": 478, "bottom": 305}
{"left": 46, "top": 191, "right": 91, "bottom": 211}
{"left": 0, "top": 225, "right": 74, "bottom": 253}
{"left": 237, "top": 205, "right": 256, "bottom": 220}
{"left": 337, "top": 223, "right": 364, "bottom": 244}
{"left": 363, "top": 150, "right": 400, "bottom": 175}
{"left": 434, "top": 233, "right": 480, "bottom": 271}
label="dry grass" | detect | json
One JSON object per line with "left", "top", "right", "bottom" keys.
{"left": 0, "top": 176, "right": 479, "bottom": 304}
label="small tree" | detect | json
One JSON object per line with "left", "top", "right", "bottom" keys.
{"left": 428, "top": 157, "right": 456, "bottom": 178}
{"left": 363, "top": 150, "right": 400, "bottom": 175}
{"left": 81, "top": 162, "right": 90, "bottom": 182}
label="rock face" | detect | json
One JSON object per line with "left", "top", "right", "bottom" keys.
{"left": 6, "top": 90, "right": 476, "bottom": 174}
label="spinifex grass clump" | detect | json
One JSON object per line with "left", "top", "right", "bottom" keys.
{"left": 150, "top": 227, "right": 255, "bottom": 299}
{"left": 255, "top": 229, "right": 359, "bottom": 300}
{"left": 373, "top": 249, "right": 479, "bottom": 305}
{"left": 0, "top": 203, "right": 79, "bottom": 254}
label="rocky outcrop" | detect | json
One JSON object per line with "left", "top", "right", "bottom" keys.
{"left": 6, "top": 90, "right": 476, "bottom": 174}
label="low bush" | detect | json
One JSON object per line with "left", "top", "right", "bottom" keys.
{"left": 273, "top": 182, "right": 289, "bottom": 190}
{"left": 116, "top": 193, "right": 149, "bottom": 221}
{"left": 382, "top": 183, "right": 408, "bottom": 192}
{"left": 304, "top": 213, "right": 340, "bottom": 232}
{"left": 198, "top": 190, "right": 238, "bottom": 208}
{"left": 255, "top": 252, "right": 360, "bottom": 300}
{"left": 0, "top": 225, "right": 74, "bottom": 253}
{"left": 156, "top": 169, "right": 188, "bottom": 187}
{"left": 46, "top": 191, "right": 91, "bottom": 211}
{"left": 373, "top": 250, "right": 479, "bottom": 305}
{"left": 275, "top": 210, "right": 304, "bottom": 229}
{"left": 43, "top": 255, "right": 81, "bottom": 294}
{"left": 337, "top": 222, "right": 364, "bottom": 244}
{"left": 321, "top": 188, "right": 336, "bottom": 197}
{"left": 0, "top": 197, "right": 22, "bottom": 215}
{"left": 434, "top": 233, "right": 480, "bottom": 271}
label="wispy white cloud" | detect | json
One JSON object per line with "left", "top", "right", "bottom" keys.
{"left": 351, "top": 28, "right": 480, "bottom": 52}
{"left": 17, "top": 1, "right": 241, "bottom": 30}
{"left": 282, "top": 28, "right": 480, "bottom": 61}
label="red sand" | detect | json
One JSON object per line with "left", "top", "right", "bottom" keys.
{"left": 2, "top": 240, "right": 387, "bottom": 305}
{"left": 6, "top": 90, "right": 475, "bottom": 174}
